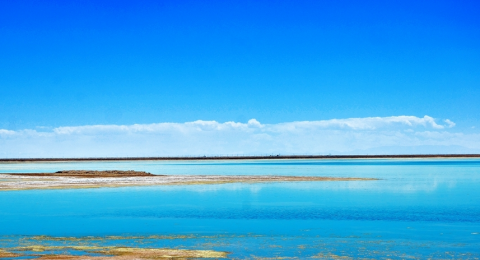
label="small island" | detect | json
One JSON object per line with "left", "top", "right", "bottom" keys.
{"left": 0, "top": 170, "right": 378, "bottom": 191}
{"left": 15, "top": 170, "right": 155, "bottom": 177}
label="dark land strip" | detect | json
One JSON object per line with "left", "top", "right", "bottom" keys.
{"left": 0, "top": 154, "right": 480, "bottom": 162}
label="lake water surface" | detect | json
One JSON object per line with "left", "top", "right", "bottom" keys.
{"left": 1, "top": 159, "right": 479, "bottom": 259}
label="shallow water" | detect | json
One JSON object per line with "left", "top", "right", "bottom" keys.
{"left": 0, "top": 159, "right": 479, "bottom": 259}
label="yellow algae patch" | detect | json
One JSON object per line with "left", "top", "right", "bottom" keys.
{"left": 11, "top": 245, "right": 228, "bottom": 259}
{"left": 15, "top": 245, "right": 108, "bottom": 252}
{"left": 104, "top": 247, "right": 228, "bottom": 258}
{"left": 311, "top": 253, "right": 353, "bottom": 259}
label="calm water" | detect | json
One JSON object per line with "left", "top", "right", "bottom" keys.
{"left": 0, "top": 159, "right": 479, "bottom": 259}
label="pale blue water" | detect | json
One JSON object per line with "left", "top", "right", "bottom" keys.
{"left": 0, "top": 159, "right": 479, "bottom": 259}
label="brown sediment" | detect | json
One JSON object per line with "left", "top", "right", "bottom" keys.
{"left": 12, "top": 245, "right": 228, "bottom": 259}
{"left": 0, "top": 172, "right": 378, "bottom": 191}
{"left": 0, "top": 249, "right": 20, "bottom": 258}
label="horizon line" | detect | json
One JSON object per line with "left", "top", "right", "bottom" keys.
{"left": 1, "top": 154, "right": 480, "bottom": 162}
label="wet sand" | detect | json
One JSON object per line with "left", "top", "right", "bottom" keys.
{"left": 0, "top": 170, "right": 377, "bottom": 191}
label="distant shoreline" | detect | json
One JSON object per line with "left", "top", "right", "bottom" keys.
{"left": 1, "top": 154, "right": 479, "bottom": 162}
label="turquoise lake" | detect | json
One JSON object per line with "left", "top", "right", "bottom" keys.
{"left": 0, "top": 159, "right": 479, "bottom": 259}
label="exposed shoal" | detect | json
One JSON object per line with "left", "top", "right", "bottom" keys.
{"left": 0, "top": 170, "right": 378, "bottom": 191}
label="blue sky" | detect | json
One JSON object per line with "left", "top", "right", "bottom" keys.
{"left": 1, "top": 0, "right": 479, "bottom": 156}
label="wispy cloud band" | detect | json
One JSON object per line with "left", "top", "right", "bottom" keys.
{"left": 46, "top": 115, "right": 451, "bottom": 135}
{"left": 0, "top": 116, "right": 477, "bottom": 158}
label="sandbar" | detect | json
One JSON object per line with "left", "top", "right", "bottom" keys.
{"left": 0, "top": 170, "right": 377, "bottom": 191}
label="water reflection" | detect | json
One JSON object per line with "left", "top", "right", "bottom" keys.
{"left": 0, "top": 159, "right": 479, "bottom": 259}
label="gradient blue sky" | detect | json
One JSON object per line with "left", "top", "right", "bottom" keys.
{"left": 1, "top": 1, "right": 479, "bottom": 156}
{"left": 2, "top": 0, "right": 479, "bottom": 129}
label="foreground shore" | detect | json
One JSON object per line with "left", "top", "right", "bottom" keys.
{"left": 0, "top": 245, "right": 228, "bottom": 259}
{"left": 0, "top": 170, "right": 377, "bottom": 191}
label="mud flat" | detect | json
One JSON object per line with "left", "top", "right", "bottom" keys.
{"left": 1, "top": 246, "right": 228, "bottom": 259}
{"left": 0, "top": 249, "right": 20, "bottom": 258}
{"left": 0, "top": 170, "right": 377, "bottom": 191}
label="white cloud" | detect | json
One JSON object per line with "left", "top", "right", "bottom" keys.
{"left": 268, "top": 115, "right": 447, "bottom": 132}
{"left": 444, "top": 119, "right": 456, "bottom": 128}
{"left": 0, "top": 129, "right": 16, "bottom": 135}
{"left": 48, "top": 115, "right": 448, "bottom": 135}
{"left": 0, "top": 115, "right": 478, "bottom": 158}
